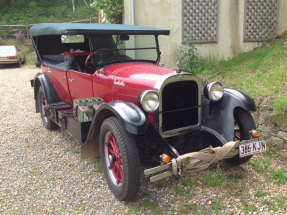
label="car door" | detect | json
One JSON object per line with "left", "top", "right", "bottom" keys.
{"left": 43, "top": 65, "right": 72, "bottom": 105}
{"left": 66, "top": 69, "right": 93, "bottom": 102}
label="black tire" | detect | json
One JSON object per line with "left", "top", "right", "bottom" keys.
{"left": 37, "top": 86, "right": 57, "bottom": 130}
{"left": 100, "top": 117, "right": 140, "bottom": 201}
{"left": 17, "top": 60, "right": 21, "bottom": 68}
{"left": 226, "top": 108, "right": 256, "bottom": 166}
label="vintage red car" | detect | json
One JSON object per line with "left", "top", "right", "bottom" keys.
{"left": 30, "top": 23, "right": 266, "bottom": 200}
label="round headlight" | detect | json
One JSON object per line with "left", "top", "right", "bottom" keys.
{"left": 204, "top": 82, "right": 224, "bottom": 101}
{"left": 139, "top": 90, "right": 159, "bottom": 112}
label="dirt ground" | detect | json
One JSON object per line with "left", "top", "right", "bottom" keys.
{"left": 0, "top": 64, "right": 286, "bottom": 214}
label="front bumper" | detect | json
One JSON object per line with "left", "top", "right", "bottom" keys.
{"left": 144, "top": 139, "right": 266, "bottom": 182}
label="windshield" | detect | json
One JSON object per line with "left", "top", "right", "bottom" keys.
{"left": 90, "top": 34, "right": 158, "bottom": 65}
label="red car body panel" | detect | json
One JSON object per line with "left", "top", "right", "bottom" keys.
{"left": 67, "top": 69, "right": 93, "bottom": 102}
{"left": 43, "top": 62, "right": 175, "bottom": 125}
{"left": 43, "top": 66, "right": 72, "bottom": 104}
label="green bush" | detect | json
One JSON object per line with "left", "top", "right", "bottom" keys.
{"left": 176, "top": 40, "right": 201, "bottom": 74}
{"left": 91, "top": 0, "right": 123, "bottom": 24}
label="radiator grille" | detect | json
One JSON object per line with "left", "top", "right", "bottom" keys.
{"left": 161, "top": 80, "right": 199, "bottom": 132}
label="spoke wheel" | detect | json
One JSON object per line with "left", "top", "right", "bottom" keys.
{"left": 37, "top": 86, "right": 57, "bottom": 130}
{"left": 226, "top": 108, "right": 256, "bottom": 166}
{"left": 104, "top": 132, "right": 123, "bottom": 185}
{"left": 100, "top": 117, "right": 140, "bottom": 201}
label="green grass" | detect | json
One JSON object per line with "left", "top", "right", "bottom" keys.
{"left": 179, "top": 203, "right": 198, "bottom": 214}
{"left": 128, "top": 201, "right": 162, "bottom": 215}
{"left": 211, "top": 199, "right": 225, "bottom": 211}
{"left": 87, "top": 157, "right": 103, "bottom": 173}
{"left": 197, "top": 31, "right": 287, "bottom": 127}
{"left": 241, "top": 200, "right": 257, "bottom": 213}
{"left": 180, "top": 177, "right": 194, "bottom": 187}
{"left": 248, "top": 157, "right": 287, "bottom": 184}
{"left": 254, "top": 190, "right": 267, "bottom": 198}
{"left": 201, "top": 172, "right": 223, "bottom": 187}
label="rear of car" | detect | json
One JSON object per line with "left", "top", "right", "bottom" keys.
{"left": 0, "top": 46, "right": 24, "bottom": 67}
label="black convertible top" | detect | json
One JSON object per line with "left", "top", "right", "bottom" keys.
{"left": 30, "top": 23, "right": 170, "bottom": 37}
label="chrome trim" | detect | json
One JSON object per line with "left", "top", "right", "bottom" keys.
{"left": 139, "top": 90, "right": 159, "bottom": 113}
{"left": 154, "top": 72, "right": 202, "bottom": 138}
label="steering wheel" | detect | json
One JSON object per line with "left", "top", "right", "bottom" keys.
{"left": 85, "top": 51, "right": 98, "bottom": 70}
{"left": 85, "top": 49, "right": 118, "bottom": 70}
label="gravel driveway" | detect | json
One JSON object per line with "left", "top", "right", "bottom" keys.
{"left": 0, "top": 65, "right": 286, "bottom": 214}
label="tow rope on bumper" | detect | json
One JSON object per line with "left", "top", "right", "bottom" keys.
{"left": 144, "top": 141, "right": 239, "bottom": 182}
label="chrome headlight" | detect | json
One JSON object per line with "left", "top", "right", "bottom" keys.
{"left": 204, "top": 82, "right": 224, "bottom": 101}
{"left": 139, "top": 90, "right": 159, "bottom": 112}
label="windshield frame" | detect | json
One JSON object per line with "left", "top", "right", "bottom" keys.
{"left": 88, "top": 34, "right": 161, "bottom": 67}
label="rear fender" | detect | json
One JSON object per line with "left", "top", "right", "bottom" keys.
{"left": 33, "top": 73, "right": 60, "bottom": 112}
{"left": 202, "top": 88, "right": 256, "bottom": 142}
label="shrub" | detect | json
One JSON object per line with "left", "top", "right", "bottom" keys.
{"left": 176, "top": 40, "right": 201, "bottom": 74}
{"left": 91, "top": 0, "right": 123, "bottom": 24}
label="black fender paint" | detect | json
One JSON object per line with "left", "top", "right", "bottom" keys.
{"left": 33, "top": 73, "right": 60, "bottom": 112}
{"left": 82, "top": 101, "right": 149, "bottom": 159}
{"left": 202, "top": 88, "right": 256, "bottom": 142}
{"left": 86, "top": 101, "right": 148, "bottom": 140}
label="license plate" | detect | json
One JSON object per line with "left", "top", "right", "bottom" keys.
{"left": 239, "top": 139, "right": 267, "bottom": 158}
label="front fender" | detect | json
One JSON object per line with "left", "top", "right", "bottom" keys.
{"left": 81, "top": 101, "right": 148, "bottom": 159}
{"left": 95, "top": 101, "right": 148, "bottom": 135}
{"left": 202, "top": 88, "right": 256, "bottom": 142}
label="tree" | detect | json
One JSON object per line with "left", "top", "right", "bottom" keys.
{"left": 91, "top": 0, "right": 123, "bottom": 24}
{"left": 72, "top": 0, "right": 75, "bottom": 13}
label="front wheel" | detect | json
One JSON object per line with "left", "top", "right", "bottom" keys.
{"left": 226, "top": 108, "right": 256, "bottom": 166}
{"left": 100, "top": 117, "right": 140, "bottom": 201}
{"left": 37, "top": 86, "right": 57, "bottom": 130}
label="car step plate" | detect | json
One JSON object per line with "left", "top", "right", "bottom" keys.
{"left": 239, "top": 139, "right": 267, "bottom": 158}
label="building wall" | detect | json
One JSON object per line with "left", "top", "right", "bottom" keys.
{"left": 123, "top": 0, "right": 287, "bottom": 69}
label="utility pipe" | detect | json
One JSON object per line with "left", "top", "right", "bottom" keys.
{"left": 131, "top": 0, "right": 136, "bottom": 58}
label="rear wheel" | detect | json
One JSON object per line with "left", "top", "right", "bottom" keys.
{"left": 17, "top": 60, "right": 21, "bottom": 68}
{"left": 37, "top": 86, "right": 57, "bottom": 130}
{"left": 226, "top": 108, "right": 256, "bottom": 166}
{"left": 100, "top": 117, "right": 140, "bottom": 201}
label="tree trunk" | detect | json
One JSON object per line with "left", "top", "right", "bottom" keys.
{"left": 83, "top": 0, "right": 88, "bottom": 7}
{"left": 72, "top": 0, "right": 75, "bottom": 13}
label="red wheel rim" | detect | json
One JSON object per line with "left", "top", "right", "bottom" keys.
{"left": 106, "top": 134, "right": 123, "bottom": 184}
{"left": 41, "top": 93, "right": 48, "bottom": 121}
{"left": 234, "top": 121, "right": 242, "bottom": 141}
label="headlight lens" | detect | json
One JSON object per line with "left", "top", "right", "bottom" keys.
{"left": 204, "top": 82, "right": 224, "bottom": 101}
{"left": 139, "top": 90, "right": 159, "bottom": 112}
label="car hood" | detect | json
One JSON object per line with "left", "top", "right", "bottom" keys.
{"left": 104, "top": 62, "right": 175, "bottom": 90}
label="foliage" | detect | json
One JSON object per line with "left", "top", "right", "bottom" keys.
{"left": 91, "top": 0, "right": 123, "bottom": 24}
{"left": 201, "top": 172, "right": 223, "bottom": 187}
{"left": 273, "top": 95, "right": 287, "bottom": 126}
{"left": 198, "top": 31, "right": 287, "bottom": 127}
{"left": 0, "top": 0, "right": 96, "bottom": 26}
{"left": 176, "top": 40, "right": 201, "bottom": 74}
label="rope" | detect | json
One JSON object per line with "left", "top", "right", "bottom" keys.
{"left": 172, "top": 141, "right": 239, "bottom": 175}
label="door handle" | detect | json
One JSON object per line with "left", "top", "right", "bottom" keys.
{"left": 69, "top": 78, "right": 74, "bottom": 82}
{"left": 61, "top": 76, "right": 66, "bottom": 79}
